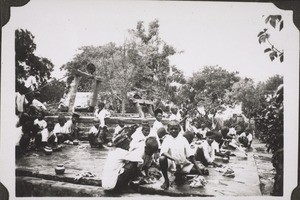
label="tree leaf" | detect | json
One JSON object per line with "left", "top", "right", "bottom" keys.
{"left": 257, "top": 31, "right": 264, "bottom": 37}
{"left": 265, "top": 15, "right": 271, "bottom": 24}
{"left": 264, "top": 48, "right": 271, "bottom": 53}
{"left": 270, "top": 18, "right": 276, "bottom": 28}
{"left": 276, "top": 15, "right": 282, "bottom": 21}
{"left": 280, "top": 54, "right": 284, "bottom": 62}
{"left": 269, "top": 51, "right": 278, "bottom": 59}
{"left": 259, "top": 34, "right": 268, "bottom": 43}
{"left": 269, "top": 53, "right": 275, "bottom": 61}
{"left": 279, "top": 21, "right": 283, "bottom": 31}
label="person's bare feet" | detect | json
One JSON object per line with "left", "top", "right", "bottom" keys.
{"left": 161, "top": 180, "right": 169, "bottom": 190}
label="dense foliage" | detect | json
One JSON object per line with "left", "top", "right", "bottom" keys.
{"left": 15, "top": 29, "right": 54, "bottom": 93}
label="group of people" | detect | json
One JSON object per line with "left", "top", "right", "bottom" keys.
{"left": 99, "top": 106, "right": 254, "bottom": 192}
{"left": 15, "top": 100, "right": 113, "bottom": 156}
{"left": 15, "top": 97, "right": 254, "bottom": 192}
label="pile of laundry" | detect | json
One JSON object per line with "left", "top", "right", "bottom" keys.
{"left": 189, "top": 175, "right": 208, "bottom": 188}
{"left": 74, "top": 171, "right": 96, "bottom": 181}
{"left": 215, "top": 166, "right": 235, "bottom": 178}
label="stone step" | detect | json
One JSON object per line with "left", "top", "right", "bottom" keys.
{"left": 16, "top": 167, "right": 102, "bottom": 187}
{"left": 16, "top": 176, "right": 107, "bottom": 197}
{"left": 45, "top": 116, "right": 170, "bottom": 126}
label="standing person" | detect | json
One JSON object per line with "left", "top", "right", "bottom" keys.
{"left": 152, "top": 108, "right": 164, "bottom": 134}
{"left": 94, "top": 102, "right": 111, "bottom": 144}
{"left": 64, "top": 112, "right": 80, "bottom": 143}
{"left": 94, "top": 102, "right": 111, "bottom": 128}
{"left": 159, "top": 120, "right": 204, "bottom": 190}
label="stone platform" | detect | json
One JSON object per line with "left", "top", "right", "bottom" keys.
{"left": 16, "top": 139, "right": 274, "bottom": 197}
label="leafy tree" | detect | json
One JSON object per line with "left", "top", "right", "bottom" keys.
{"left": 178, "top": 66, "right": 240, "bottom": 116}
{"left": 225, "top": 78, "right": 261, "bottom": 121}
{"left": 39, "top": 78, "right": 66, "bottom": 104}
{"left": 255, "top": 84, "right": 283, "bottom": 195}
{"left": 61, "top": 20, "right": 183, "bottom": 114}
{"left": 15, "top": 29, "right": 54, "bottom": 92}
{"left": 263, "top": 75, "right": 283, "bottom": 95}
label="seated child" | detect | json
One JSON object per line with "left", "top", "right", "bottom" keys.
{"left": 53, "top": 114, "right": 67, "bottom": 144}
{"left": 112, "top": 119, "right": 126, "bottom": 140}
{"left": 102, "top": 131, "right": 132, "bottom": 191}
{"left": 102, "top": 135, "right": 158, "bottom": 192}
{"left": 195, "top": 131, "right": 220, "bottom": 167}
{"left": 88, "top": 118, "right": 104, "bottom": 148}
{"left": 159, "top": 120, "right": 204, "bottom": 190}
{"left": 129, "top": 123, "right": 151, "bottom": 151}
{"left": 239, "top": 127, "right": 253, "bottom": 148}
{"left": 152, "top": 108, "right": 164, "bottom": 133}
{"left": 197, "top": 123, "right": 210, "bottom": 140}
{"left": 64, "top": 112, "right": 80, "bottom": 143}
{"left": 218, "top": 126, "right": 233, "bottom": 149}
{"left": 33, "top": 111, "right": 47, "bottom": 131}
{"left": 156, "top": 127, "right": 168, "bottom": 145}
{"left": 35, "top": 120, "right": 55, "bottom": 148}
{"left": 228, "top": 125, "right": 237, "bottom": 138}
{"left": 16, "top": 121, "right": 32, "bottom": 157}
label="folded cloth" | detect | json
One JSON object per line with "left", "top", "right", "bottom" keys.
{"left": 189, "top": 175, "right": 207, "bottom": 188}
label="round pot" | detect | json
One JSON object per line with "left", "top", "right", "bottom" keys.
{"left": 55, "top": 164, "right": 65, "bottom": 175}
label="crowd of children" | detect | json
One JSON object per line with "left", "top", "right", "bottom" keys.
{"left": 15, "top": 98, "right": 254, "bottom": 192}
{"left": 99, "top": 106, "right": 254, "bottom": 192}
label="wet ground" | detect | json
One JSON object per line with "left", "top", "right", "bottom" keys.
{"left": 16, "top": 138, "right": 274, "bottom": 197}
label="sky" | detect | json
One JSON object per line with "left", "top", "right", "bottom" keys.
{"left": 5, "top": 0, "right": 298, "bottom": 83}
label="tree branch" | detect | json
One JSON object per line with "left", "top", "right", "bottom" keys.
{"left": 266, "top": 38, "right": 283, "bottom": 54}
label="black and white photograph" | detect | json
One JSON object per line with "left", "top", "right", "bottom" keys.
{"left": 1, "top": 0, "right": 299, "bottom": 199}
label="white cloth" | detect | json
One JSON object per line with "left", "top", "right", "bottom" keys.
{"left": 112, "top": 125, "right": 123, "bottom": 140}
{"left": 24, "top": 75, "right": 37, "bottom": 90}
{"left": 34, "top": 119, "right": 47, "bottom": 130}
{"left": 64, "top": 120, "right": 74, "bottom": 134}
{"left": 239, "top": 132, "right": 253, "bottom": 145}
{"left": 94, "top": 109, "right": 111, "bottom": 127}
{"left": 160, "top": 134, "right": 193, "bottom": 165}
{"left": 41, "top": 129, "right": 54, "bottom": 142}
{"left": 199, "top": 140, "right": 219, "bottom": 163}
{"left": 89, "top": 126, "right": 98, "bottom": 135}
{"left": 152, "top": 120, "right": 164, "bottom": 133}
{"left": 15, "top": 92, "right": 28, "bottom": 112}
{"left": 101, "top": 148, "right": 143, "bottom": 190}
{"left": 228, "top": 127, "right": 237, "bottom": 137}
{"left": 32, "top": 99, "right": 47, "bottom": 111}
{"left": 53, "top": 123, "right": 66, "bottom": 134}
{"left": 16, "top": 126, "right": 23, "bottom": 146}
